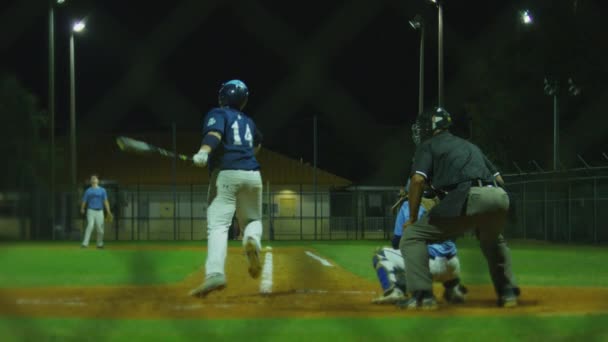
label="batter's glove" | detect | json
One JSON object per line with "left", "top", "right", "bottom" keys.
{"left": 193, "top": 151, "right": 209, "bottom": 167}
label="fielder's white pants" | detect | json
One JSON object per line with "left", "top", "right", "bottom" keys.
{"left": 205, "top": 170, "right": 263, "bottom": 278}
{"left": 376, "top": 247, "right": 460, "bottom": 286}
{"left": 82, "top": 209, "right": 104, "bottom": 247}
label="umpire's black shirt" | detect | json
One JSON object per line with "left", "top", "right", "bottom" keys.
{"left": 411, "top": 131, "right": 500, "bottom": 217}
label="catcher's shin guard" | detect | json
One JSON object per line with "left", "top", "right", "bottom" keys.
{"left": 375, "top": 265, "right": 393, "bottom": 292}
{"left": 372, "top": 254, "right": 393, "bottom": 292}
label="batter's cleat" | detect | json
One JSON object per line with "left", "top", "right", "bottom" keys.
{"left": 245, "top": 238, "right": 261, "bottom": 279}
{"left": 96, "top": 245, "right": 104, "bottom": 249}
{"left": 443, "top": 284, "right": 468, "bottom": 304}
{"left": 372, "top": 288, "right": 406, "bottom": 304}
{"left": 189, "top": 273, "right": 226, "bottom": 298}
{"left": 498, "top": 288, "right": 518, "bottom": 308}
{"left": 397, "top": 291, "right": 438, "bottom": 311}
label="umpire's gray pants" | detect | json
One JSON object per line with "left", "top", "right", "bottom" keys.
{"left": 400, "top": 186, "right": 517, "bottom": 296}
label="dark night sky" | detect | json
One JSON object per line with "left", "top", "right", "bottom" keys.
{"left": 1, "top": 0, "right": 606, "bottom": 184}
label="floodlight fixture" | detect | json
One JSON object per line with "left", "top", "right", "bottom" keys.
{"left": 568, "top": 78, "right": 581, "bottom": 96}
{"left": 409, "top": 15, "right": 423, "bottom": 30}
{"left": 521, "top": 10, "right": 533, "bottom": 24}
{"left": 72, "top": 20, "right": 85, "bottom": 33}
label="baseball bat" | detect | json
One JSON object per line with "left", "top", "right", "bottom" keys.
{"left": 115, "top": 136, "right": 192, "bottom": 161}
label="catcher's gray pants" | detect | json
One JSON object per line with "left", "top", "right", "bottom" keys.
{"left": 400, "top": 186, "right": 517, "bottom": 296}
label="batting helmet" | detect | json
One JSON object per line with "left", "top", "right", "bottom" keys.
{"left": 218, "top": 79, "right": 249, "bottom": 110}
{"left": 411, "top": 106, "right": 452, "bottom": 144}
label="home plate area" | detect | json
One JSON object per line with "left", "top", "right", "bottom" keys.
{"left": 1, "top": 246, "right": 608, "bottom": 319}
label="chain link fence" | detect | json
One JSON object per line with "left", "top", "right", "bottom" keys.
{"left": 503, "top": 173, "right": 608, "bottom": 243}
{"left": 2, "top": 171, "right": 607, "bottom": 243}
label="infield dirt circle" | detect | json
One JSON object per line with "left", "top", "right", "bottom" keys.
{"left": 1, "top": 246, "right": 607, "bottom": 319}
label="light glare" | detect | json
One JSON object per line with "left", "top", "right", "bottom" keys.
{"left": 521, "top": 10, "right": 533, "bottom": 24}
{"left": 73, "top": 21, "right": 85, "bottom": 32}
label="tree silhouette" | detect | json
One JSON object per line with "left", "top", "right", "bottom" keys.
{"left": 0, "top": 73, "right": 47, "bottom": 190}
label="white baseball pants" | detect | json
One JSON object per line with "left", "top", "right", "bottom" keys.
{"left": 82, "top": 209, "right": 104, "bottom": 247}
{"left": 205, "top": 170, "right": 263, "bottom": 277}
{"left": 376, "top": 247, "right": 460, "bottom": 284}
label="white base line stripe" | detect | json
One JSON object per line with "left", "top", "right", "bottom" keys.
{"left": 16, "top": 298, "right": 86, "bottom": 306}
{"left": 295, "top": 289, "right": 376, "bottom": 295}
{"left": 305, "top": 251, "right": 334, "bottom": 267}
{"left": 259, "top": 249, "right": 273, "bottom": 294}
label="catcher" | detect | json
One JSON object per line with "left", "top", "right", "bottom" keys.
{"left": 371, "top": 183, "right": 467, "bottom": 304}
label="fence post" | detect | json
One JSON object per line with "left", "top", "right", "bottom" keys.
{"left": 355, "top": 189, "right": 360, "bottom": 240}
{"left": 176, "top": 192, "right": 180, "bottom": 241}
{"left": 34, "top": 190, "right": 40, "bottom": 240}
{"left": 566, "top": 181, "right": 572, "bottom": 242}
{"left": 190, "top": 183, "right": 194, "bottom": 241}
{"left": 352, "top": 190, "right": 357, "bottom": 240}
{"left": 271, "top": 184, "right": 275, "bottom": 241}
{"left": 172, "top": 123, "right": 177, "bottom": 241}
{"left": 136, "top": 183, "right": 140, "bottom": 241}
{"left": 593, "top": 178, "right": 598, "bottom": 243}
{"left": 543, "top": 182, "right": 548, "bottom": 241}
{"left": 320, "top": 193, "right": 324, "bottom": 240}
{"left": 267, "top": 181, "right": 273, "bottom": 241}
{"left": 130, "top": 192, "right": 134, "bottom": 241}
{"left": 361, "top": 192, "right": 366, "bottom": 240}
{"left": 115, "top": 187, "right": 119, "bottom": 241}
{"left": 522, "top": 182, "right": 527, "bottom": 239}
{"left": 329, "top": 189, "right": 332, "bottom": 241}
{"left": 147, "top": 193, "right": 150, "bottom": 241}
{"left": 299, "top": 183, "right": 303, "bottom": 240}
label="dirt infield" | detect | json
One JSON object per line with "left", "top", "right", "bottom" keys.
{"left": 1, "top": 247, "right": 607, "bottom": 319}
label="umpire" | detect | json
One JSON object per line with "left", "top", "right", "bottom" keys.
{"left": 399, "top": 107, "right": 519, "bottom": 310}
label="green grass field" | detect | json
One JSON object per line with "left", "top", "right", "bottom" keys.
{"left": 0, "top": 238, "right": 607, "bottom": 341}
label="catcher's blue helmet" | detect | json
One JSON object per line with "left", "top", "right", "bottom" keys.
{"left": 218, "top": 79, "right": 249, "bottom": 110}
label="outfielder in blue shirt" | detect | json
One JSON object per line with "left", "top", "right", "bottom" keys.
{"left": 80, "top": 175, "right": 112, "bottom": 248}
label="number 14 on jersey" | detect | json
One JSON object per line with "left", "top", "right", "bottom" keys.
{"left": 231, "top": 121, "right": 253, "bottom": 147}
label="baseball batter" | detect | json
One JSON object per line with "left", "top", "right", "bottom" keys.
{"left": 372, "top": 185, "right": 467, "bottom": 304}
{"left": 189, "top": 80, "right": 264, "bottom": 297}
{"left": 80, "top": 174, "right": 112, "bottom": 249}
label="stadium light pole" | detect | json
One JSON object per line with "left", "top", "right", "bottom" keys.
{"left": 426, "top": 0, "right": 444, "bottom": 106}
{"left": 409, "top": 14, "right": 425, "bottom": 115}
{"left": 544, "top": 77, "right": 580, "bottom": 171}
{"left": 49, "top": 0, "right": 66, "bottom": 239}
{"left": 69, "top": 19, "right": 85, "bottom": 210}
{"left": 543, "top": 78, "right": 560, "bottom": 171}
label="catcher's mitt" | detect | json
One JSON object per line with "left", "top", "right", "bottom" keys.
{"left": 105, "top": 213, "right": 114, "bottom": 223}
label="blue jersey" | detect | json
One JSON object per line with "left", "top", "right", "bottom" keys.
{"left": 393, "top": 203, "right": 426, "bottom": 237}
{"left": 427, "top": 241, "right": 457, "bottom": 259}
{"left": 82, "top": 187, "right": 107, "bottom": 210}
{"left": 203, "top": 107, "right": 261, "bottom": 172}
{"left": 391, "top": 201, "right": 457, "bottom": 258}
